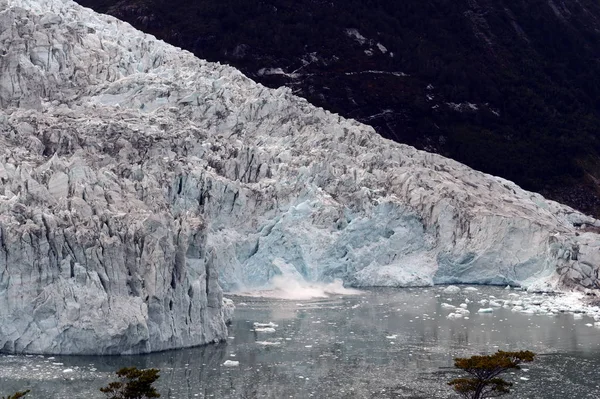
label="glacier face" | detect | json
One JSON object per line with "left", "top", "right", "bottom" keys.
{"left": 0, "top": 0, "right": 599, "bottom": 354}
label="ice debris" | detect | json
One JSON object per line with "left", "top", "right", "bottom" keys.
{"left": 223, "top": 360, "right": 240, "bottom": 367}
{"left": 443, "top": 285, "right": 461, "bottom": 294}
{"left": 254, "top": 327, "right": 277, "bottom": 333}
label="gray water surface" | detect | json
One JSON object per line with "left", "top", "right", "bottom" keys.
{"left": 2, "top": 287, "right": 600, "bottom": 398}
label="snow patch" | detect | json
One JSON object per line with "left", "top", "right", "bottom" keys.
{"left": 345, "top": 28, "right": 368, "bottom": 45}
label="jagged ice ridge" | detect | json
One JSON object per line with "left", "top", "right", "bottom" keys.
{"left": 0, "top": 0, "right": 599, "bottom": 354}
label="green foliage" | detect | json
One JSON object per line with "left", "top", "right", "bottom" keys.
{"left": 448, "top": 351, "right": 535, "bottom": 399}
{"left": 100, "top": 367, "right": 161, "bottom": 399}
{"left": 2, "top": 391, "right": 30, "bottom": 399}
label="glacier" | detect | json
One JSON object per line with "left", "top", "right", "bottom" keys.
{"left": 0, "top": 0, "right": 599, "bottom": 354}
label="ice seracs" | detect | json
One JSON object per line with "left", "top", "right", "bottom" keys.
{"left": 0, "top": 0, "right": 600, "bottom": 354}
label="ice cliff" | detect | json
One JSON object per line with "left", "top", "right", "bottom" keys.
{"left": 1, "top": 0, "right": 599, "bottom": 354}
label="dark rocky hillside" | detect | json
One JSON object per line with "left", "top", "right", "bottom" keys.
{"left": 77, "top": 0, "right": 600, "bottom": 217}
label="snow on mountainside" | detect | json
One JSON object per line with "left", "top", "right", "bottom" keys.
{"left": 0, "top": 0, "right": 600, "bottom": 354}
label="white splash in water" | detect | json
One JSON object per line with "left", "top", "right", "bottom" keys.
{"left": 237, "top": 276, "right": 362, "bottom": 300}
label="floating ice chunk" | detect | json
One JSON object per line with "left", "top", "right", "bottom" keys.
{"left": 521, "top": 308, "right": 536, "bottom": 314}
{"left": 489, "top": 300, "right": 503, "bottom": 307}
{"left": 223, "top": 360, "right": 239, "bottom": 367}
{"left": 455, "top": 308, "right": 470, "bottom": 315}
{"left": 505, "top": 285, "right": 511, "bottom": 290}
{"left": 512, "top": 306, "right": 524, "bottom": 312}
{"left": 478, "top": 308, "right": 493, "bottom": 313}
{"left": 520, "top": 377, "right": 529, "bottom": 381}
{"left": 254, "top": 327, "right": 276, "bottom": 333}
{"left": 447, "top": 313, "right": 463, "bottom": 319}
{"left": 223, "top": 298, "right": 235, "bottom": 324}
{"left": 459, "top": 303, "right": 468, "bottom": 309}
{"left": 254, "top": 322, "right": 278, "bottom": 328}
{"left": 586, "top": 323, "right": 594, "bottom": 327}
{"left": 386, "top": 335, "right": 398, "bottom": 339}
{"left": 441, "top": 303, "right": 455, "bottom": 309}
{"left": 62, "top": 369, "right": 74, "bottom": 373}
{"left": 573, "top": 314, "right": 583, "bottom": 319}
{"left": 256, "top": 341, "right": 281, "bottom": 346}
{"left": 463, "top": 287, "right": 479, "bottom": 292}
{"left": 594, "top": 322, "right": 600, "bottom": 328}
{"left": 443, "top": 285, "right": 461, "bottom": 294}
{"left": 478, "top": 299, "right": 489, "bottom": 306}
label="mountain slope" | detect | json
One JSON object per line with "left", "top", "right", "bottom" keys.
{"left": 76, "top": 0, "right": 600, "bottom": 217}
{"left": 0, "top": 0, "right": 599, "bottom": 354}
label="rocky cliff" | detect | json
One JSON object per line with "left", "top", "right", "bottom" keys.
{"left": 0, "top": 0, "right": 599, "bottom": 354}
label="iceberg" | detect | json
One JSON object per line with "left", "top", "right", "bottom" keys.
{"left": 0, "top": 0, "right": 599, "bottom": 354}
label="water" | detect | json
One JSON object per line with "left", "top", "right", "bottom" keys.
{"left": 2, "top": 286, "right": 600, "bottom": 398}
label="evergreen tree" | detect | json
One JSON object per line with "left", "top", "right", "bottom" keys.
{"left": 2, "top": 391, "right": 30, "bottom": 399}
{"left": 100, "top": 367, "right": 161, "bottom": 399}
{"left": 448, "top": 350, "right": 535, "bottom": 399}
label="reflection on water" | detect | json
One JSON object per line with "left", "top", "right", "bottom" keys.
{"left": 2, "top": 287, "right": 600, "bottom": 398}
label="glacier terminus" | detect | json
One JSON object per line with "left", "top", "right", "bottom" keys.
{"left": 0, "top": 0, "right": 599, "bottom": 354}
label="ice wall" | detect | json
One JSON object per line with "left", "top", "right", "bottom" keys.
{"left": 0, "top": 0, "right": 599, "bottom": 353}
